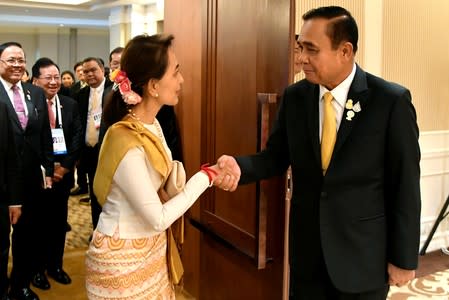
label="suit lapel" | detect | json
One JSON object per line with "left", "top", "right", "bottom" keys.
{"left": 0, "top": 81, "right": 23, "bottom": 132}
{"left": 24, "top": 87, "right": 36, "bottom": 130}
{"left": 305, "top": 85, "right": 321, "bottom": 165}
{"left": 333, "top": 65, "right": 370, "bottom": 155}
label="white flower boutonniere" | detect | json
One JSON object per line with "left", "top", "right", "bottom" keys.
{"left": 26, "top": 90, "right": 31, "bottom": 101}
{"left": 345, "top": 99, "right": 361, "bottom": 121}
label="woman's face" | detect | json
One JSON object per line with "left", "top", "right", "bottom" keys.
{"left": 62, "top": 73, "right": 74, "bottom": 87}
{"left": 154, "top": 48, "right": 184, "bottom": 106}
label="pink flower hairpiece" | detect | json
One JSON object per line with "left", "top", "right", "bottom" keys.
{"left": 110, "top": 69, "right": 142, "bottom": 105}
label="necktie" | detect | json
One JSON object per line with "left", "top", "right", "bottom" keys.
{"left": 86, "top": 88, "right": 99, "bottom": 146}
{"left": 12, "top": 85, "right": 28, "bottom": 129}
{"left": 47, "top": 99, "right": 56, "bottom": 129}
{"left": 321, "top": 92, "right": 337, "bottom": 175}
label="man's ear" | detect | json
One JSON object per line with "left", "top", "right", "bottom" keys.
{"left": 341, "top": 42, "right": 354, "bottom": 59}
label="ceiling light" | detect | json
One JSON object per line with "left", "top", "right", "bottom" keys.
{"left": 21, "top": 0, "right": 90, "bottom": 5}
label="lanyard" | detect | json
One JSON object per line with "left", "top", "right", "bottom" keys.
{"left": 53, "top": 95, "right": 63, "bottom": 128}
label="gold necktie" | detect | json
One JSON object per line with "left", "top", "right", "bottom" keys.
{"left": 321, "top": 92, "right": 336, "bottom": 175}
{"left": 86, "top": 88, "right": 99, "bottom": 146}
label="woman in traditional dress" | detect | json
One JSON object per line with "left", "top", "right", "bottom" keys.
{"left": 85, "top": 34, "right": 221, "bottom": 300}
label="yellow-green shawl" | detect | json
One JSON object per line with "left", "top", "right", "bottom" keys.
{"left": 94, "top": 117, "right": 170, "bottom": 203}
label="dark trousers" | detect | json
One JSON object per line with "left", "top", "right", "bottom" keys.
{"left": 0, "top": 204, "right": 10, "bottom": 297}
{"left": 9, "top": 185, "right": 44, "bottom": 290}
{"left": 289, "top": 268, "right": 389, "bottom": 300}
{"left": 75, "top": 163, "right": 88, "bottom": 192}
{"left": 81, "top": 146, "right": 101, "bottom": 230}
{"left": 35, "top": 172, "right": 72, "bottom": 273}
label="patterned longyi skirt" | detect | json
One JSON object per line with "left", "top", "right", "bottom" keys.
{"left": 85, "top": 230, "right": 175, "bottom": 300}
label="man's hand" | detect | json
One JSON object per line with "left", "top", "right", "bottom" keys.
{"left": 9, "top": 206, "right": 21, "bottom": 224}
{"left": 53, "top": 165, "right": 69, "bottom": 183}
{"left": 388, "top": 262, "right": 415, "bottom": 287}
{"left": 215, "top": 155, "right": 241, "bottom": 192}
{"left": 45, "top": 176, "right": 53, "bottom": 189}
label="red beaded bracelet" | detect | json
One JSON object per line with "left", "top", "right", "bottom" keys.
{"left": 200, "top": 163, "right": 218, "bottom": 187}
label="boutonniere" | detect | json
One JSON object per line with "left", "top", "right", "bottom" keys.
{"left": 26, "top": 90, "right": 31, "bottom": 101}
{"left": 345, "top": 99, "right": 361, "bottom": 121}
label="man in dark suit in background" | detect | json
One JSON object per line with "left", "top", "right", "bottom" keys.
{"left": 217, "top": 6, "right": 421, "bottom": 300}
{"left": 69, "top": 61, "right": 89, "bottom": 197}
{"left": 30, "top": 58, "right": 82, "bottom": 291}
{"left": 69, "top": 61, "right": 87, "bottom": 99}
{"left": 0, "top": 101, "right": 23, "bottom": 300}
{"left": 108, "top": 46, "right": 124, "bottom": 73}
{"left": 0, "top": 42, "right": 53, "bottom": 300}
{"left": 75, "top": 57, "right": 112, "bottom": 231}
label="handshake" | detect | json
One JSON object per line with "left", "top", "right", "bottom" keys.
{"left": 203, "top": 155, "right": 241, "bottom": 192}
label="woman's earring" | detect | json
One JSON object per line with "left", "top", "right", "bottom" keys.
{"left": 154, "top": 93, "right": 159, "bottom": 98}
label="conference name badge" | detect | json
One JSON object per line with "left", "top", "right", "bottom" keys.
{"left": 345, "top": 99, "right": 361, "bottom": 121}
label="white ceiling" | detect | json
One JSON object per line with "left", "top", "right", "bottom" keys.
{"left": 0, "top": 0, "right": 158, "bottom": 29}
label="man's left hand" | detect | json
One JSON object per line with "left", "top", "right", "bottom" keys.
{"left": 388, "top": 262, "right": 415, "bottom": 287}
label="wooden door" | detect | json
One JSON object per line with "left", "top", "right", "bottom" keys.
{"left": 165, "top": 1, "right": 295, "bottom": 299}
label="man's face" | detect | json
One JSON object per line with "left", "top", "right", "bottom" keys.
{"left": 293, "top": 40, "right": 302, "bottom": 75}
{"left": 75, "top": 65, "right": 84, "bottom": 81}
{"left": 297, "top": 18, "right": 346, "bottom": 90}
{"left": 109, "top": 52, "right": 122, "bottom": 71}
{"left": 82, "top": 60, "right": 104, "bottom": 88}
{"left": 0, "top": 46, "right": 26, "bottom": 84}
{"left": 33, "top": 65, "right": 61, "bottom": 99}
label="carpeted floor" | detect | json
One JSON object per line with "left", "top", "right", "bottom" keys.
{"left": 17, "top": 194, "right": 449, "bottom": 299}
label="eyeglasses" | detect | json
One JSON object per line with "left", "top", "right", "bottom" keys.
{"left": 39, "top": 76, "right": 61, "bottom": 82}
{"left": 0, "top": 58, "right": 26, "bottom": 66}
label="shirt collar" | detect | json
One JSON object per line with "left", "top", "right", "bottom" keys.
{"left": 319, "top": 63, "right": 356, "bottom": 108}
{"left": 0, "top": 77, "right": 22, "bottom": 91}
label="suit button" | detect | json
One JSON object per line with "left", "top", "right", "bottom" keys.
{"left": 321, "top": 191, "right": 327, "bottom": 198}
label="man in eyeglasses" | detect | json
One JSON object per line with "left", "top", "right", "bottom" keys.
{"left": 0, "top": 42, "right": 53, "bottom": 300}
{"left": 29, "top": 58, "right": 82, "bottom": 293}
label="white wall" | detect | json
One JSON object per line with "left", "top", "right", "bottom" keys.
{"left": 419, "top": 131, "right": 449, "bottom": 252}
{"left": 0, "top": 26, "right": 109, "bottom": 75}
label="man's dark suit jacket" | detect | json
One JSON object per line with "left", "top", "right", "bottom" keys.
{"left": 54, "top": 94, "right": 82, "bottom": 172}
{"left": 0, "top": 101, "right": 22, "bottom": 206}
{"left": 69, "top": 81, "right": 84, "bottom": 99}
{"left": 0, "top": 94, "right": 22, "bottom": 300}
{"left": 236, "top": 65, "right": 421, "bottom": 293}
{"left": 36, "top": 94, "right": 82, "bottom": 272}
{"left": 0, "top": 81, "right": 53, "bottom": 191}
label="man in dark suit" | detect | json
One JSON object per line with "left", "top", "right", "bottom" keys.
{"left": 69, "top": 61, "right": 89, "bottom": 196}
{"left": 0, "top": 101, "right": 23, "bottom": 300}
{"left": 29, "top": 58, "right": 82, "bottom": 291}
{"left": 75, "top": 57, "right": 112, "bottom": 231}
{"left": 217, "top": 6, "right": 421, "bottom": 300}
{"left": 0, "top": 42, "right": 53, "bottom": 300}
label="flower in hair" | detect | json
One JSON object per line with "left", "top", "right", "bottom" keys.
{"left": 110, "top": 69, "right": 142, "bottom": 105}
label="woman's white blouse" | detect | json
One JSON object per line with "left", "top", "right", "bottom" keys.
{"left": 96, "top": 122, "right": 210, "bottom": 239}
